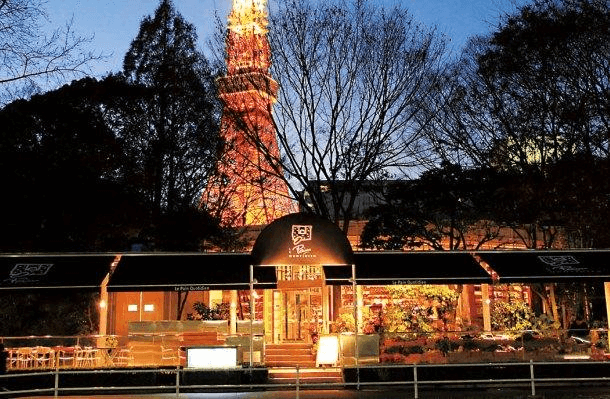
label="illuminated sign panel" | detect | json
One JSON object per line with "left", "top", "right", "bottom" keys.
{"left": 316, "top": 335, "right": 339, "bottom": 366}
{"left": 186, "top": 347, "right": 238, "bottom": 369}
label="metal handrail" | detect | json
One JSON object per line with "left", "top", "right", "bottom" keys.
{"left": 2, "top": 360, "right": 610, "bottom": 398}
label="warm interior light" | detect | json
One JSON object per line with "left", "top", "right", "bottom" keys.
{"left": 127, "top": 304, "right": 138, "bottom": 312}
{"left": 144, "top": 304, "right": 155, "bottom": 312}
{"left": 99, "top": 299, "right": 107, "bottom": 309}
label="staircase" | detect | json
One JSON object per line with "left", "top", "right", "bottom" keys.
{"left": 266, "top": 342, "right": 315, "bottom": 368}
{"left": 266, "top": 342, "right": 343, "bottom": 385}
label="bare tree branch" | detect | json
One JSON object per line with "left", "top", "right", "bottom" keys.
{"left": 0, "top": 0, "right": 104, "bottom": 104}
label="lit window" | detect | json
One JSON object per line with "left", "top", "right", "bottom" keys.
{"left": 128, "top": 304, "right": 138, "bottom": 312}
{"left": 144, "top": 304, "right": 155, "bottom": 312}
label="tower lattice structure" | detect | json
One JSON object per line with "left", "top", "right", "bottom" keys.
{"left": 202, "top": 0, "right": 293, "bottom": 227}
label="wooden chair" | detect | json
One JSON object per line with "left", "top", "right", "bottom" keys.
{"left": 6, "top": 348, "right": 19, "bottom": 370}
{"left": 111, "top": 348, "right": 133, "bottom": 367}
{"left": 75, "top": 347, "right": 100, "bottom": 368}
{"left": 33, "top": 346, "right": 55, "bottom": 369}
{"left": 56, "top": 346, "right": 76, "bottom": 368}
{"left": 15, "top": 347, "right": 34, "bottom": 369}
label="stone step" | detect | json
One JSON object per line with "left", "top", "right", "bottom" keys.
{"left": 267, "top": 360, "right": 317, "bottom": 368}
{"left": 266, "top": 348, "right": 313, "bottom": 356}
{"left": 270, "top": 369, "right": 341, "bottom": 378}
{"left": 267, "top": 343, "right": 312, "bottom": 350}
{"left": 266, "top": 353, "right": 316, "bottom": 362}
{"left": 268, "top": 368, "right": 343, "bottom": 385}
{"left": 265, "top": 343, "right": 315, "bottom": 367}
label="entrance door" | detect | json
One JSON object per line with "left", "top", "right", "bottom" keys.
{"left": 285, "top": 290, "right": 308, "bottom": 340}
{"left": 273, "top": 288, "right": 322, "bottom": 342}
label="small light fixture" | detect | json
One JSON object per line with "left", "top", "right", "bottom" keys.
{"left": 128, "top": 304, "right": 138, "bottom": 312}
{"left": 99, "top": 299, "right": 107, "bottom": 309}
{"left": 144, "top": 304, "right": 155, "bottom": 312}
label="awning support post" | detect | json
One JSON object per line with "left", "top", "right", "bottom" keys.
{"left": 230, "top": 290, "right": 238, "bottom": 335}
{"left": 481, "top": 284, "right": 491, "bottom": 332}
{"left": 352, "top": 263, "right": 359, "bottom": 389}
{"left": 250, "top": 264, "right": 254, "bottom": 370}
{"left": 604, "top": 281, "right": 610, "bottom": 350}
{"left": 99, "top": 273, "right": 109, "bottom": 336}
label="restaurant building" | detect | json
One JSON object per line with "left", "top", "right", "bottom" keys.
{"left": 3, "top": 0, "right": 610, "bottom": 377}
{"left": 106, "top": 0, "right": 548, "bottom": 355}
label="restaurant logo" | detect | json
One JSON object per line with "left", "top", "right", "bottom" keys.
{"left": 4, "top": 263, "right": 54, "bottom": 285}
{"left": 289, "top": 225, "right": 316, "bottom": 259}
{"left": 538, "top": 255, "right": 588, "bottom": 273}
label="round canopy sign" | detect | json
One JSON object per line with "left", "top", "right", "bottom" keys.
{"left": 251, "top": 212, "right": 354, "bottom": 266}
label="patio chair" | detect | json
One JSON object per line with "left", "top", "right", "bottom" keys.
{"left": 15, "top": 347, "right": 34, "bottom": 369}
{"left": 56, "top": 346, "right": 76, "bottom": 368}
{"left": 161, "top": 346, "right": 180, "bottom": 366}
{"left": 111, "top": 348, "right": 133, "bottom": 367}
{"left": 6, "top": 348, "right": 19, "bottom": 370}
{"left": 33, "top": 346, "right": 55, "bottom": 369}
{"left": 75, "top": 347, "right": 100, "bottom": 368}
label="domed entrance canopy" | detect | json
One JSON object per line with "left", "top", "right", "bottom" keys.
{"left": 251, "top": 212, "right": 354, "bottom": 266}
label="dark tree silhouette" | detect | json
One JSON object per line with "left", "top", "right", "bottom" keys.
{"left": 119, "top": 0, "right": 221, "bottom": 222}
{"left": 0, "top": 77, "right": 142, "bottom": 252}
{"left": 423, "top": 0, "right": 610, "bottom": 171}
{"left": 361, "top": 164, "right": 503, "bottom": 250}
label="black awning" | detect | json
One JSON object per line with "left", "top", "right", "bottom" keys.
{"left": 107, "top": 253, "right": 276, "bottom": 292}
{"left": 323, "top": 265, "right": 353, "bottom": 285}
{"left": 476, "top": 250, "right": 610, "bottom": 283}
{"left": 251, "top": 212, "right": 354, "bottom": 266}
{"left": 323, "top": 251, "right": 492, "bottom": 285}
{"left": 0, "top": 254, "right": 115, "bottom": 291}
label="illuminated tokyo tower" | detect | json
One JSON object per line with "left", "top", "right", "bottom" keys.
{"left": 202, "top": 0, "right": 293, "bottom": 227}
